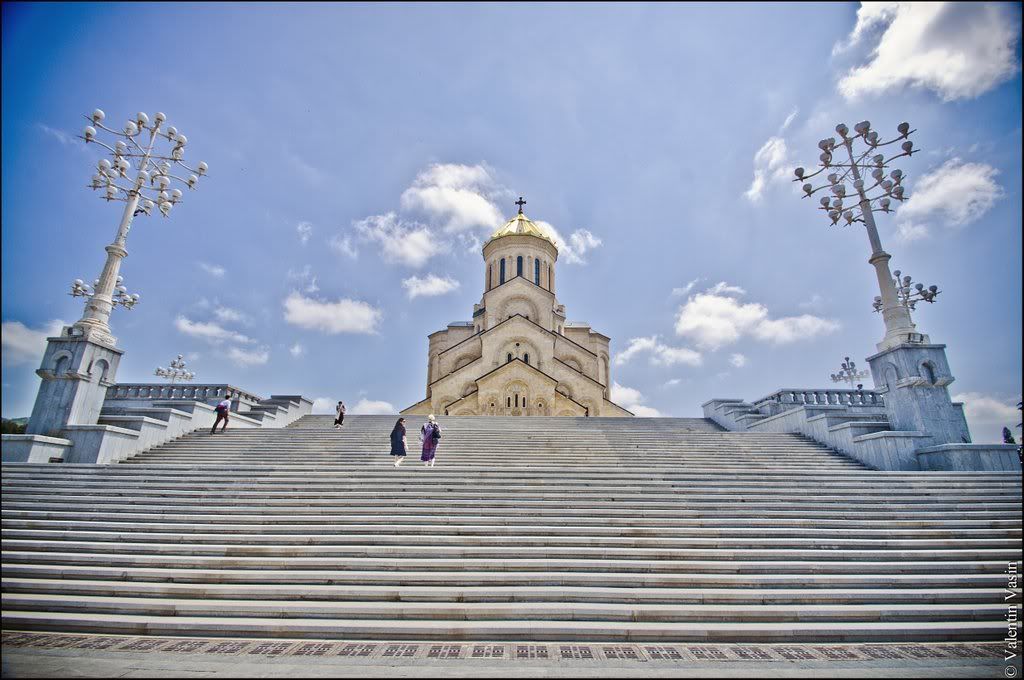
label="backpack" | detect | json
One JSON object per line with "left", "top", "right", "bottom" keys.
{"left": 215, "top": 403, "right": 227, "bottom": 414}
{"left": 431, "top": 424, "right": 441, "bottom": 442}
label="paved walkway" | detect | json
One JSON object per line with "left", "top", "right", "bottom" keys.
{"left": 2, "top": 633, "right": 1020, "bottom": 678}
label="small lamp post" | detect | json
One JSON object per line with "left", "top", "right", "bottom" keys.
{"left": 155, "top": 354, "right": 195, "bottom": 384}
{"left": 830, "top": 356, "right": 870, "bottom": 389}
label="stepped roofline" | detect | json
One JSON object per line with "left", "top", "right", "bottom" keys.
{"left": 436, "top": 313, "right": 600, "bottom": 361}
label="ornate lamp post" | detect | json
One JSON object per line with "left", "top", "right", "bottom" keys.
{"left": 830, "top": 356, "right": 870, "bottom": 389}
{"left": 793, "top": 120, "right": 938, "bottom": 351}
{"left": 24, "top": 110, "right": 207, "bottom": 438}
{"left": 74, "top": 109, "right": 207, "bottom": 345}
{"left": 792, "top": 121, "right": 971, "bottom": 446}
{"left": 872, "top": 269, "right": 940, "bottom": 313}
{"left": 69, "top": 275, "right": 140, "bottom": 310}
{"left": 155, "top": 354, "right": 195, "bottom": 383}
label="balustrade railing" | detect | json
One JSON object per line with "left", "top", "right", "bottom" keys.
{"left": 754, "top": 388, "right": 884, "bottom": 415}
{"left": 105, "top": 383, "right": 264, "bottom": 409}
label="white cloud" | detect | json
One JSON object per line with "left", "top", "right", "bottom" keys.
{"left": 286, "top": 265, "right": 320, "bottom": 293}
{"left": 672, "top": 278, "right": 701, "bottom": 297}
{"left": 953, "top": 392, "right": 1021, "bottom": 444}
{"left": 358, "top": 163, "right": 601, "bottom": 267}
{"left": 663, "top": 378, "right": 682, "bottom": 388}
{"left": 402, "top": 274, "right": 460, "bottom": 299}
{"left": 745, "top": 136, "right": 791, "bottom": 202}
{"left": 399, "top": 163, "right": 506, "bottom": 233}
{"left": 311, "top": 397, "right": 336, "bottom": 415}
{"left": 226, "top": 346, "right": 269, "bottom": 367}
{"left": 351, "top": 398, "right": 396, "bottom": 415}
{"left": 282, "top": 292, "right": 382, "bottom": 335}
{"left": 894, "top": 158, "right": 1002, "bottom": 241}
{"left": 837, "top": 2, "right": 1021, "bottom": 101}
{"left": 610, "top": 381, "right": 662, "bottom": 417}
{"left": 175, "top": 316, "right": 253, "bottom": 345}
{"left": 675, "top": 292, "right": 768, "bottom": 350}
{"left": 893, "top": 221, "right": 931, "bottom": 243}
{"left": 533, "top": 221, "right": 603, "bottom": 265}
{"left": 289, "top": 343, "right": 305, "bottom": 358}
{"left": 37, "top": 123, "right": 86, "bottom": 150}
{"left": 328, "top": 233, "right": 359, "bottom": 259}
{"left": 355, "top": 212, "right": 442, "bottom": 269}
{"left": 213, "top": 306, "right": 249, "bottom": 325}
{"left": 1, "top": 319, "right": 66, "bottom": 366}
{"left": 198, "top": 262, "right": 226, "bottom": 278}
{"left": 780, "top": 108, "right": 799, "bottom": 131}
{"left": 707, "top": 281, "right": 747, "bottom": 296}
{"left": 297, "top": 221, "right": 313, "bottom": 245}
{"left": 674, "top": 284, "right": 839, "bottom": 350}
{"left": 730, "top": 353, "right": 748, "bottom": 368}
{"left": 614, "top": 335, "right": 702, "bottom": 367}
{"left": 753, "top": 315, "right": 841, "bottom": 344}
{"left": 798, "top": 293, "right": 827, "bottom": 311}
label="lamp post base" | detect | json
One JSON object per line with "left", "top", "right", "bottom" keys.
{"left": 25, "top": 326, "right": 124, "bottom": 438}
{"left": 866, "top": 341, "right": 971, "bottom": 446}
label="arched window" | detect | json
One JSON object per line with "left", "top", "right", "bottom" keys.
{"left": 500, "top": 259, "right": 505, "bottom": 284}
{"left": 548, "top": 265, "right": 552, "bottom": 290}
{"left": 507, "top": 396, "right": 511, "bottom": 407}
{"left": 923, "top": 362, "right": 937, "bottom": 385}
{"left": 488, "top": 264, "right": 492, "bottom": 290}
{"left": 507, "top": 353, "right": 512, "bottom": 363}
{"left": 515, "top": 394, "right": 519, "bottom": 407}
{"left": 534, "top": 259, "right": 540, "bottom": 285}
{"left": 523, "top": 353, "right": 530, "bottom": 365}
{"left": 517, "top": 256, "right": 523, "bottom": 277}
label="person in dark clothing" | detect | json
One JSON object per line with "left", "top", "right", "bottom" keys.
{"left": 334, "top": 401, "right": 346, "bottom": 429}
{"left": 390, "top": 418, "right": 407, "bottom": 467}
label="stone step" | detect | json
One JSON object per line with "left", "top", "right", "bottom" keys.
{"left": 5, "top": 579, "right": 1013, "bottom": 605}
{"left": 3, "top": 563, "right": 1014, "bottom": 588}
{"left": 4, "top": 540, "right": 1018, "bottom": 564}
{"left": 6, "top": 529, "right": 1018, "bottom": 549}
{"left": 6, "top": 509, "right": 1018, "bottom": 527}
{"left": 5, "top": 522, "right": 1019, "bottom": 539}
{"left": 2, "top": 610, "right": 1014, "bottom": 642}
{"left": 6, "top": 499, "right": 1018, "bottom": 514}
{"left": 3, "top": 552, "right": 1015, "bottom": 574}
{"left": 8, "top": 480, "right": 1017, "bottom": 494}
{"left": 9, "top": 462, "right": 1014, "bottom": 476}
{"left": 7, "top": 489, "right": 1018, "bottom": 504}
{"left": 3, "top": 594, "right": 1015, "bottom": 623}
{"left": 4, "top": 469, "right": 1016, "bottom": 483}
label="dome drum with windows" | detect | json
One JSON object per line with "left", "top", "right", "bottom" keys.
{"left": 402, "top": 199, "right": 631, "bottom": 417}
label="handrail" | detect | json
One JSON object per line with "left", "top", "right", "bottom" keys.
{"left": 105, "top": 383, "right": 264, "bottom": 405}
{"left": 753, "top": 388, "right": 884, "bottom": 409}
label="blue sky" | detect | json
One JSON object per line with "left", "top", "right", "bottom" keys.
{"left": 2, "top": 2, "right": 1021, "bottom": 442}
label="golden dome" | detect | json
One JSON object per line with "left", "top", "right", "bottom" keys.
{"left": 487, "top": 212, "right": 557, "bottom": 248}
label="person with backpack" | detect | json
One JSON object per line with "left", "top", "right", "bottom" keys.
{"left": 211, "top": 393, "right": 232, "bottom": 434}
{"left": 420, "top": 414, "right": 441, "bottom": 467}
{"left": 334, "top": 401, "right": 346, "bottom": 429}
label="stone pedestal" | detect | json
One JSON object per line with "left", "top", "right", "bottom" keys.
{"left": 866, "top": 342, "right": 970, "bottom": 446}
{"left": 25, "top": 325, "right": 123, "bottom": 438}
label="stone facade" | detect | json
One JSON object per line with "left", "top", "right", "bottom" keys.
{"left": 402, "top": 211, "right": 631, "bottom": 417}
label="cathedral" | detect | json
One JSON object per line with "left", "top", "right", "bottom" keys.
{"left": 402, "top": 201, "right": 632, "bottom": 417}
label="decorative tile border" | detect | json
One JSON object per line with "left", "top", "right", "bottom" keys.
{"left": 0, "top": 632, "right": 1010, "bottom": 666}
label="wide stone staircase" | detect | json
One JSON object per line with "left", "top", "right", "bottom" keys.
{"left": 2, "top": 415, "right": 1020, "bottom": 642}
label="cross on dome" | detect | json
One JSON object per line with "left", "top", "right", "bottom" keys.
{"left": 515, "top": 196, "right": 526, "bottom": 214}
